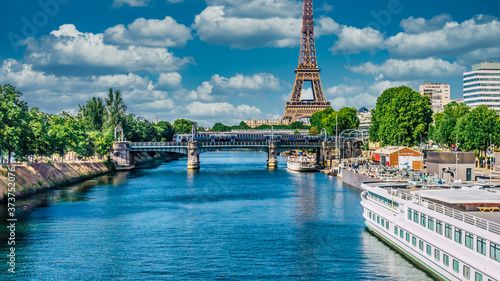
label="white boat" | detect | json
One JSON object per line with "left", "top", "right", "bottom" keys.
{"left": 360, "top": 182, "right": 500, "bottom": 281}
{"left": 287, "top": 156, "right": 318, "bottom": 172}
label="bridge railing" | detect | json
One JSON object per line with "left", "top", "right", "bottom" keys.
{"left": 199, "top": 141, "right": 268, "bottom": 147}
{"left": 131, "top": 142, "right": 187, "bottom": 147}
{"left": 129, "top": 141, "right": 325, "bottom": 148}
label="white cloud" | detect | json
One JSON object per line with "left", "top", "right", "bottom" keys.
{"left": 23, "top": 24, "right": 192, "bottom": 75}
{"left": 325, "top": 80, "right": 421, "bottom": 110}
{"left": 329, "top": 26, "right": 384, "bottom": 55}
{"left": 188, "top": 81, "right": 214, "bottom": 101}
{"left": 211, "top": 73, "right": 281, "bottom": 91}
{"left": 458, "top": 47, "right": 500, "bottom": 66}
{"left": 186, "top": 101, "right": 261, "bottom": 117}
{"left": 185, "top": 73, "right": 282, "bottom": 101}
{"left": 331, "top": 92, "right": 378, "bottom": 110}
{"left": 400, "top": 14, "right": 453, "bottom": 34}
{"left": 157, "top": 72, "right": 182, "bottom": 89}
{"left": 315, "top": 16, "right": 341, "bottom": 37}
{"left": 325, "top": 84, "right": 363, "bottom": 97}
{"left": 205, "top": 0, "right": 301, "bottom": 19}
{"left": 0, "top": 59, "right": 174, "bottom": 116}
{"left": 386, "top": 15, "right": 500, "bottom": 58}
{"left": 347, "top": 58, "right": 466, "bottom": 79}
{"left": 104, "top": 16, "right": 192, "bottom": 48}
{"left": 193, "top": 6, "right": 301, "bottom": 49}
{"left": 113, "top": 0, "right": 151, "bottom": 8}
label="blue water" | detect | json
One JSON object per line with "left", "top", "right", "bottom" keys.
{"left": 0, "top": 151, "right": 433, "bottom": 280}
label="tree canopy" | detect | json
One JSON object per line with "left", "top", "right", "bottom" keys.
{"left": 369, "top": 86, "right": 433, "bottom": 146}
{"left": 308, "top": 107, "right": 359, "bottom": 136}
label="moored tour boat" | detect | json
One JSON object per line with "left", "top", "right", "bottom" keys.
{"left": 287, "top": 155, "right": 319, "bottom": 172}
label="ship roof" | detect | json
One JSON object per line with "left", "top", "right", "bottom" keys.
{"left": 413, "top": 189, "right": 500, "bottom": 204}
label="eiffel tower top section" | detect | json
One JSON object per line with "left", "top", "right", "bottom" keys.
{"left": 298, "top": 0, "right": 318, "bottom": 70}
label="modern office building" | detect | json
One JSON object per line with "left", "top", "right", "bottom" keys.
{"left": 419, "top": 82, "right": 451, "bottom": 112}
{"left": 463, "top": 62, "right": 500, "bottom": 112}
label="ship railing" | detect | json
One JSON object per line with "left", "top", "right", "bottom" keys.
{"left": 397, "top": 191, "right": 500, "bottom": 236}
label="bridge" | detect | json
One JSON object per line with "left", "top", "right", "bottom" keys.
{"left": 111, "top": 137, "right": 362, "bottom": 170}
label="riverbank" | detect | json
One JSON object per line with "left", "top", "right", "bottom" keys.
{"left": 0, "top": 152, "right": 176, "bottom": 203}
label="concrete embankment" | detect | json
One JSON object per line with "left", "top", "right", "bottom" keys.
{"left": 0, "top": 152, "right": 176, "bottom": 203}
{"left": 0, "top": 162, "right": 110, "bottom": 202}
{"left": 340, "top": 169, "right": 382, "bottom": 190}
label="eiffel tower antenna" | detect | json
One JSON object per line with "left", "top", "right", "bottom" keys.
{"left": 281, "top": 0, "right": 331, "bottom": 124}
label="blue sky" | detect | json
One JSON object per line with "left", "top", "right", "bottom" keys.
{"left": 1, "top": 0, "right": 499, "bottom": 126}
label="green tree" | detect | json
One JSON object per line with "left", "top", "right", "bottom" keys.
{"left": 324, "top": 107, "right": 360, "bottom": 136}
{"left": 105, "top": 88, "right": 127, "bottom": 130}
{"left": 369, "top": 86, "right": 433, "bottom": 146}
{"left": 308, "top": 126, "right": 319, "bottom": 135}
{"left": 154, "top": 121, "right": 175, "bottom": 141}
{"left": 27, "top": 108, "right": 53, "bottom": 161}
{"left": 174, "top": 119, "right": 197, "bottom": 134}
{"left": 432, "top": 101, "right": 470, "bottom": 148}
{"left": 211, "top": 122, "right": 231, "bottom": 132}
{"left": 47, "top": 112, "right": 83, "bottom": 161}
{"left": 0, "top": 84, "right": 31, "bottom": 163}
{"left": 310, "top": 107, "right": 334, "bottom": 132}
{"left": 78, "top": 97, "right": 106, "bottom": 131}
{"left": 455, "top": 105, "right": 500, "bottom": 155}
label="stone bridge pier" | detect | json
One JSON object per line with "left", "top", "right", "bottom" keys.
{"left": 267, "top": 141, "right": 278, "bottom": 168}
{"left": 320, "top": 141, "right": 333, "bottom": 166}
{"left": 187, "top": 141, "right": 200, "bottom": 169}
{"left": 111, "top": 141, "right": 135, "bottom": 170}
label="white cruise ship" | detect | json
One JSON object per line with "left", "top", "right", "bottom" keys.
{"left": 360, "top": 182, "right": 500, "bottom": 281}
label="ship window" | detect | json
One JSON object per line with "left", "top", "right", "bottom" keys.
{"left": 377, "top": 216, "right": 380, "bottom": 224}
{"left": 394, "top": 226, "right": 398, "bottom": 235}
{"left": 453, "top": 260, "right": 459, "bottom": 272}
{"left": 445, "top": 224, "right": 452, "bottom": 239}
{"left": 413, "top": 211, "right": 419, "bottom": 224}
{"left": 412, "top": 236, "right": 417, "bottom": 246}
{"left": 465, "top": 232, "right": 474, "bottom": 250}
{"left": 380, "top": 218, "right": 384, "bottom": 226}
{"left": 475, "top": 272, "right": 483, "bottom": 281}
{"left": 443, "top": 254, "right": 449, "bottom": 266}
{"left": 490, "top": 242, "right": 500, "bottom": 262}
{"left": 408, "top": 209, "right": 412, "bottom": 220}
{"left": 477, "top": 237, "right": 486, "bottom": 255}
{"left": 436, "top": 221, "right": 443, "bottom": 235}
{"left": 434, "top": 249, "right": 440, "bottom": 261}
{"left": 369, "top": 211, "right": 372, "bottom": 219}
{"left": 386, "top": 221, "right": 389, "bottom": 230}
{"left": 463, "top": 265, "right": 470, "bottom": 279}
{"left": 454, "top": 228, "right": 462, "bottom": 244}
{"left": 420, "top": 214, "right": 426, "bottom": 227}
{"left": 400, "top": 229, "right": 404, "bottom": 239}
{"left": 426, "top": 245, "right": 432, "bottom": 255}
{"left": 419, "top": 240, "right": 424, "bottom": 251}
{"left": 406, "top": 233, "right": 410, "bottom": 242}
{"left": 428, "top": 218, "right": 434, "bottom": 231}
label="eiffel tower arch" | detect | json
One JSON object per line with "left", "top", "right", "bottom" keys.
{"left": 281, "top": 0, "right": 331, "bottom": 124}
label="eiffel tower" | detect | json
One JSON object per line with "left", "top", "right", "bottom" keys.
{"left": 281, "top": 0, "right": 331, "bottom": 124}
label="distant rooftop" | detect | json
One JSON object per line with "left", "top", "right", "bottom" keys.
{"left": 357, "top": 106, "right": 370, "bottom": 113}
{"left": 472, "top": 62, "right": 500, "bottom": 71}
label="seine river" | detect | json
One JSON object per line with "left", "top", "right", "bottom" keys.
{"left": 1, "top": 151, "right": 433, "bottom": 280}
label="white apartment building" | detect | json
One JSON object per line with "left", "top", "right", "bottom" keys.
{"left": 357, "top": 107, "right": 372, "bottom": 130}
{"left": 463, "top": 62, "right": 500, "bottom": 112}
{"left": 419, "top": 82, "right": 450, "bottom": 112}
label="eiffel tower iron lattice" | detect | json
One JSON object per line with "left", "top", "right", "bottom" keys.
{"left": 281, "top": 0, "right": 331, "bottom": 124}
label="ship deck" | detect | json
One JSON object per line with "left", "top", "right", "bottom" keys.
{"left": 363, "top": 181, "right": 500, "bottom": 224}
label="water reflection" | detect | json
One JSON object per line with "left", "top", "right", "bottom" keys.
{"left": 361, "top": 230, "right": 433, "bottom": 280}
